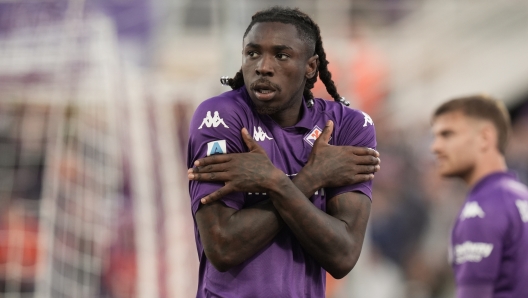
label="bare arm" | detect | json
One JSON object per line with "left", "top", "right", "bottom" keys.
{"left": 195, "top": 199, "right": 282, "bottom": 272}
{"left": 191, "top": 122, "right": 379, "bottom": 272}
{"left": 195, "top": 166, "right": 335, "bottom": 271}
{"left": 269, "top": 176, "right": 371, "bottom": 278}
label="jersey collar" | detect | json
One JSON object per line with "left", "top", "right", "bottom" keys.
{"left": 240, "top": 86, "right": 314, "bottom": 130}
{"left": 470, "top": 171, "right": 518, "bottom": 195}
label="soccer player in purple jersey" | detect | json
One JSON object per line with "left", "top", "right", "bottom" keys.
{"left": 186, "top": 6, "right": 381, "bottom": 298}
{"left": 431, "top": 95, "right": 528, "bottom": 298}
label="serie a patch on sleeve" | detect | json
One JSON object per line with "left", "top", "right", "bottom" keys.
{"left": 207, "top": 140, "right": 227, "bottom": 156}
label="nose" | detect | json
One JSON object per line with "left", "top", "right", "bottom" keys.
{"left": 255, "top": 55, "right": 274, "bottom": 77}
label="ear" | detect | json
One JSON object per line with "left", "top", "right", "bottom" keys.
{"left": 306, "top": 54, "right": 319, "bottom": 79}
{"left": 479, "top": 123, "right": 497, "bottom": 152}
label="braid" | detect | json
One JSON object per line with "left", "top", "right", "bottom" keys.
{"left": 311, "top": 25, "right": 342, "bottom": 103}
{"left": 222, "top": 6, "right": 345, "bottom": 106}
{"left": 227, "top": 69, "right": 244, "bottom": 90}
{"left": 290, "top": 11, "right": 342, "bottom": 105}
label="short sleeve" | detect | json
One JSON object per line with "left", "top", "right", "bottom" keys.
{"left": 326, "top": 108, "right": 377, "bottom": 201}
{"left": 451, "top": 200, "right": 508, "bottom": 284}
{"left": 187, "top": 96, "right": 248, "bottom": 215}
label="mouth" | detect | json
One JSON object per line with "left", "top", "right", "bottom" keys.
{"left": 250, "top": 80, "right": 279, "bottom": 101}
{"left": 253, "top": 88, "right": 276, "bottom": 101}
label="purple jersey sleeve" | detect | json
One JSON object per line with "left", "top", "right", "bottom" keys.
{"left": 456, "top": 284, "right": 494, "bottom": 298}
{"left": 326, "top": 108, "right": 377, "bottom": 201}
{"left": 187, "top": 96, "right": 248, "bottom": 215}
{"left": 452, "top": 199, "right": 508, "bottom": 284}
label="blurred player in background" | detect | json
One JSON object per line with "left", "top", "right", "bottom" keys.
{"left": 431, "top": 95, "right": 528, "bottom": 298}
{"left": 187, "top": 6, "right": 380, "bottom": 298}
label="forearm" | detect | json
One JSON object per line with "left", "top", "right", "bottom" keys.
{"left": 197, "top": 199, "right": 283, "bottom": 271}
{"left": 269, "top": 176, "right": 364, "bottom": 278}
{"left": 200, "top": 171, "right": 326, "bottom": 271}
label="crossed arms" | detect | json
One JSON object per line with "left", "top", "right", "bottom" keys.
{"left": 188, "top": 120, "right": 380, "bottom": 278}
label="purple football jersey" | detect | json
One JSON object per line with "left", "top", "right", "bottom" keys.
{"left": 187, "top": 87, "right": 376, "bottom": 298}
{"left": 450, "top": 172, "right": 528, "bottom": 298}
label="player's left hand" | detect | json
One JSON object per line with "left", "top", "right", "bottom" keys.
{"left": 298, "top": 120, "right": 380, "bottom": 189}
{"left": 188, "top": 128, "right": 284, "bottom": 204}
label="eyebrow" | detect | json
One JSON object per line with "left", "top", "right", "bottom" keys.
{"left": 244, "top": 43, "right": 294, "bottom": 52}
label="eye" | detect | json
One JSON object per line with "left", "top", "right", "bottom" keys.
{"left": 441, "top": 131, "right": 453, "bottom": 138}
{"left": 247, "top": 51, "right": 259, "bottom": 58}
{"left": 276, "top": 53, "right": 289, "bottom": 60}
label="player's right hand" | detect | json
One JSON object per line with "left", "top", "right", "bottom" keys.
{"left": 188, "top": 128, "right": 284, "bottom": 204}
{"left": 299, "top": 120, "right": 380, "bottom": 189}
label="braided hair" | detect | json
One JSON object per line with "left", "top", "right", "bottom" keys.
{"left": 221, "top": 6, "right": 348, "bottom": 107}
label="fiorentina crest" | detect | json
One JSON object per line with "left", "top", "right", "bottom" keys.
{"left": 304, "top": 125, "right": 322, "bottom": 146}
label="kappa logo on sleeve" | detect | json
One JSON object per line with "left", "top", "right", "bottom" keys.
{"left": 362, "top": 112, "right": 374, "bottom": 127}
{"left": 206, "top": 140, "right": 227, "bottom": 156}
{"left": 460, "top": 201, "right": 485, "bottom": 220}
{"left": 304, "top": 125, "right": 322, "bottom": 146}
{"left": 454, "top": 241, "right": 493, "bottom": 264}
{"left": 198, "top": 111, "right": 229, "bottom": 129}
{"left": 515, "top": 200, "right": 528, "bottom": 223}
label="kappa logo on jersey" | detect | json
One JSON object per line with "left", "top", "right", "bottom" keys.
{"left": 304, "top": 125, "right": 322, "bottom": 146}
{"left": 515, "top": 200, "right": 528, "bottom": 223}
{"left": 454, "top": 241, "right": 493, "bottom": 264}
{"left": 253, "top": 126, "right": 273, "bottom": 142}
{"left": 362, "top": 112, "right": 374, "bottom": 127}
{"left": 198, "top": 111, "right": 229, "bottom": 129}
{"left": 206, "top": 140, "right": 227, "bottom": 156}
{"left": 460, "top": 201, "right": 485, "bottom": 220}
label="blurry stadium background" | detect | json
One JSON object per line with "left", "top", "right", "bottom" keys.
{"left": 0, "top": 1, "right": 527, "bottom": 297}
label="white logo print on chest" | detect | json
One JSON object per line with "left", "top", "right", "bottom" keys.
{"left": 253, "top": 126, "right": 273, "bottom": 141}
{"left": 454, "top": 241, "right": 493, "bottom": 264}
{"left": 198, "top": 111, "right": 229, "bottom": 129}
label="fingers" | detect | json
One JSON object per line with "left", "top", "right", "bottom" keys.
{"left": 356, "top": 147, "right": 380, "bottom": 158}
{"left": 189, "top": 163, "right": 229, "bottom": 174}
{"left": 315, "top": 120, "right": 334, "bottom": 145}
{"left": 188, "top": 171, "right": 230, "bottom": 182}
{"left": 352, "top": 174, "right": 375, "bottom": 184}
{"left": 241, "top": 127, "right": 256, "bottom": 150}
{"left": 194, "top": 154, "right": 231, "bottom": 167}
{"left": 200, "top": 185, "right": 233, "bottom": 204}
{"left": 354, "top": 164, "right": 381, "bottom": 174}
{"left": 241, "top": 127, "right": 266, "bottom": 154}
{"left": 348, "top": 153, "right": 380, "bottom": 166}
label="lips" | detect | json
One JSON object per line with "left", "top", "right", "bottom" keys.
{"left": 253, "top": 89, "right": 276, "bottom": 101}
{"left": 250, "top": 80, "right": 279, "bottom": 101}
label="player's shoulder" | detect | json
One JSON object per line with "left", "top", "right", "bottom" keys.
{"left": 195, "top": 88, "right": 250, "bottom": 115}
{"left": 468, "top": 173, "right": 528, "bottom": 218}
{"left": 313, "top": 98, "right": 374, "bottom": 128}
{"left": 312, "top": 98, "right": 376, "bottom": 148}
{"left": 190, "top": 88, "right": 253, "bottom": 129}
{"left": 498, "top": 175, "right": 528, "bottom": 197}
{"left": 478, "top": 173, "right": 528, "bottom": 202}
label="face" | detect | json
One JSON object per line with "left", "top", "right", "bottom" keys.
{"left": 242, "top": 22, "right": 317, "bottom": 117}
{"left": 430, "top": 111, "right": 482, "bottom": 179}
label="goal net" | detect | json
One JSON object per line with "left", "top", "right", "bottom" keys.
{"left": 0, "top": 2, "right": 197, "bottom": 298}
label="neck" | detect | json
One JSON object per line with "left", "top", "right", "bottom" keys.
{"left": 268, "top": 96, "right": 304, "bottom": 127}
{"left": 464, "top": 153, "right": 507, "bottom": 187}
